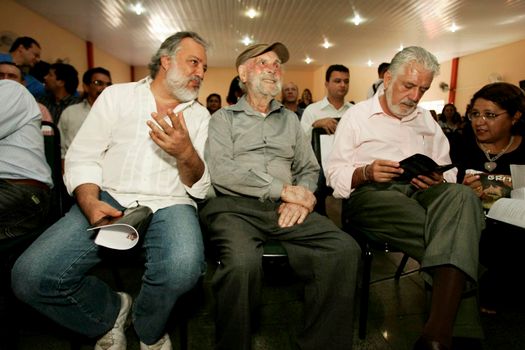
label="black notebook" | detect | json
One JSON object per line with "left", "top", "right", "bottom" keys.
{"left": 397, "top": 153, "right": 455, "bottom": 182}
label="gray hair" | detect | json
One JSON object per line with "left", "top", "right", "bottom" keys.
{"left": 148, "top": 31, "right": 208, "bottom": 79}
{"left": 388, "top": 46, "right": 440, "bottom": 79}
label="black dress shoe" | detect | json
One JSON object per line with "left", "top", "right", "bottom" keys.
{"left": 413, "top": 337, "right": 450, "bottom": 350}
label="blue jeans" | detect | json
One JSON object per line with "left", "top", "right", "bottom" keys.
{"left": 12, "top": 192, "right": 204, "bottom": 344}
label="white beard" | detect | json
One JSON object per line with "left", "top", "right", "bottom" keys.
{"left": 165, "top": 66, "right": 201, "bottom": 102}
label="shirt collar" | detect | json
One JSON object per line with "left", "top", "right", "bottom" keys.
{"left": 320, "top": 96, "right": 352, "bottom": 111}
{"left": 229, "top": 95, "right": 284, "bottom": 116}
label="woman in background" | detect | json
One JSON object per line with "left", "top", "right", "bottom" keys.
{"left": 298, "top": 88, "right": 313, "bottom": 109}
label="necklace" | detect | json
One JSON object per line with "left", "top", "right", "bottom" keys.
{"left": 477, "top": 136, "right": 514, "bottom": 172}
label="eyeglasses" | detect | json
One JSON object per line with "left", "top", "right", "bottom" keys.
{"left": 91, "top": 80, "right": 112, "bottom": 87}
{"left": 467, "top": 111, "right": 507, "bottom": 121}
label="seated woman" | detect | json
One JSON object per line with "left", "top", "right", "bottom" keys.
{"left": 458, "top": 82, "right": 525, "bottom": 314}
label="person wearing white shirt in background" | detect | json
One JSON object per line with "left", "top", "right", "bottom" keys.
{"left": 301, "top": 64, "right": 351, "bottom": 140}
{"left": 13, "top": 31, "right": 211, "bottom": 350}
{"left": 58, "top": 67, "right": 112, "bottom": 161}
{"left": 326, "top": 46, "right": 485, "bottom": 350}
{"left": 366, "top": 62, "right": 390, "bottom": 99}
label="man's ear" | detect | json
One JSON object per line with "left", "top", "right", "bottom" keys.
{"left": 238, "top": 65, "right": 247, "bottom": 83}
{"left": 383, "top": 70, "right": 392, "bottom": 90}
{"left": 160, "top": 55, "right": 171, "bottom": 71}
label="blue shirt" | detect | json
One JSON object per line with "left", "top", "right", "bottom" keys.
{"left": 0, "top": 53, "right": 46, "bottom": 98}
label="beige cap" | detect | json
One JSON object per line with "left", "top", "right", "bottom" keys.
{"left": 235, "top": 42, "right": 289, "bottom": 69}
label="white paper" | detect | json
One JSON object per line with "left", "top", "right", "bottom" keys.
{"left": 486, "top": 198, "right": 525, "bottom": 229}
{"left": 319, "top": 134, "right": 335, "bottom": 169}
{"left": 510, "top": 164, "right": 525, "bottom": 189}
{"left": 90, "top": 224, "right": 139, "bottom": 250}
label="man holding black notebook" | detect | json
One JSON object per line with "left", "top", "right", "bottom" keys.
{"left": 326, "top": 46, "right": 485, "bottom": 350}
{"left": 13, "top": 32, "right": 210, "bottom": 350}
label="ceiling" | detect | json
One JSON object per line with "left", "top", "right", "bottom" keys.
{"left": 15, "top": 0, "right": 525, "bottom": 69}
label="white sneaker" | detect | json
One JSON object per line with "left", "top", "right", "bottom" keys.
{"left": 140, "top": 333, "right": 172, "bottom": 350}
{"left": 94, "top": 292, "right": 132, "bottom": 350}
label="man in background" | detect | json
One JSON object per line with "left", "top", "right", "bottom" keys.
{"left": 0, "top": 36, "right": 45, "bottom": 98}
{"left": 58, "top": 67, "right": 112, "bottom": 158}
{"left": 39, "top": 62, "right": 81, "bottom": 123}
{"left": 366, "top": 62, "right": 390, "bottom": 99}
{"left": 301, "top": 64, "right": 351, "bottom": 140}
{"left": 281, "top": 81, "right": 304, "bottom": 119}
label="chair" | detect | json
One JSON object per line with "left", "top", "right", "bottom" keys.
{"left": 310, "top": 127, "right": 413, "bottom": 339}
{"left": 42, "top": 121, "right": 67, "bottom": 221}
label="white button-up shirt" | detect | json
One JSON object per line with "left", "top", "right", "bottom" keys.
{"left": 64, "top": 77, "right": 211, "bottom": 212}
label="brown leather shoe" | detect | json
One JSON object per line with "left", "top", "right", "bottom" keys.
{"left": 413, "top": 337, "right": 450, "bottom": 350}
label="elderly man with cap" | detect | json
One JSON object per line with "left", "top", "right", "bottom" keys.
{"left": 201, "top": 42, "right": 361, "bottom": 350}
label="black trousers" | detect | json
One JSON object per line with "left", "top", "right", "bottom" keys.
{"left": 200, "top": 196, "right": 361, "bottom": 350}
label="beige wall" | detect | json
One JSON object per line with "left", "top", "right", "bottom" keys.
{"left": 1, "top": 0, "right": 131, "bottom": 90}
{"left": 454, "top": 39, "right": 525, "bottom": 113}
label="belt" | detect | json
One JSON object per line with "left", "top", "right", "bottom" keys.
{"left": 4, "top": 178, "right": 50, "bottom": 191}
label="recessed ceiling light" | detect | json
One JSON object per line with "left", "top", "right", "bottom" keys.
{"left": 322, "top": 39, "right": 332, "bottom": 49}
{"left": 398, "top": 44, "right": 404, "bottom": 51}
{"left": 242, "top": 36, "right": 253, "bottom": 46}
{"left": 305, "top": 57, "right": 313, "bottom": 64}
{"left": 246, "top": 8, "right": 259, "bottom": 19}
{"left": 449, "top": 22, "right": 459, "bottom": 32}
{"left": 130, "top": 2, "right": 145, "bottom": 15}
{"left": 352, "top": 14, "right": 363, "bottom": 26}
{"left": 367, "top": 59, "right": 373, "bottom": 67}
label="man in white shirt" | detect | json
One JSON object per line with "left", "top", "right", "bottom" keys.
{"left": 13, "top": 31, "right": 211, "bottom": 350}
{"left": 326, "top": 46, "right": 485, "bottom": 350}
{"left": 58, "top": 67, "right": 112, "bottom": 160}
{"left": 366, "top": 62, "right": 389, "bottom": 99}
{"left": 301, "top": 64, "right": 351, "bottom": 140}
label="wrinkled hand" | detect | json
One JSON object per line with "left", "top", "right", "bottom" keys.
{"left": 312, "top": 117, "right": 338, "bottom": 134}
{"left": 463, "top": 173, "right": 483, "bottom": 197}
{"left": 281, "top": 185, "right": 316, "bottom": 212}
{"left": 278, "top": 202, "right": 309, "bottom": 228}
{"left": 367, "top": 159, "right": 404, "bottom": 183}
{"left": 410, "top": 172, "right": 444, "bottom": 190}
{"left": 147, "top": 110, "right": 193, "bottom": 160}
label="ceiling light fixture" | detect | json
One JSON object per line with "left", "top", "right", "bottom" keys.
{"left": 246, "top": 8, "right": 259, "bottom": 19}
{"left": 352, "top": 14, "right": 362, "bottom": 26}
{"left": 130, "top": 2, "right": 145, "bottom": 15}
{"left": 305, "top": 57, "right": 313, "bottom": 64}
{"left": 398, "top": 44, "right": 404, "bottom": 51}
{"left": 450, "top": 22, "right": 459, "bottom": 32}
{"left": 322, "top": 39, "right": 332, "bottom": 49}
{"left": 242, "top": 36, "right": 253, "bottom": 46}
{"left": 367, "top": 59, "right": 373, "bottom": 67}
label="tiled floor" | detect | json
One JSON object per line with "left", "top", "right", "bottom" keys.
{"left": 6, "top": 197, "right": 525, "bottom": 349}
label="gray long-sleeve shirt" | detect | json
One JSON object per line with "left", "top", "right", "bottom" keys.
{"left": 205, "top": 96, "right": 320, "bottom": 201}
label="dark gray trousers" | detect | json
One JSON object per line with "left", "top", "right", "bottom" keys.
{"left": 343, "top": 182, "right": 485, "bottom": 338}
{"left": 200, "top": 196, "right": 361, "bottom": 350}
